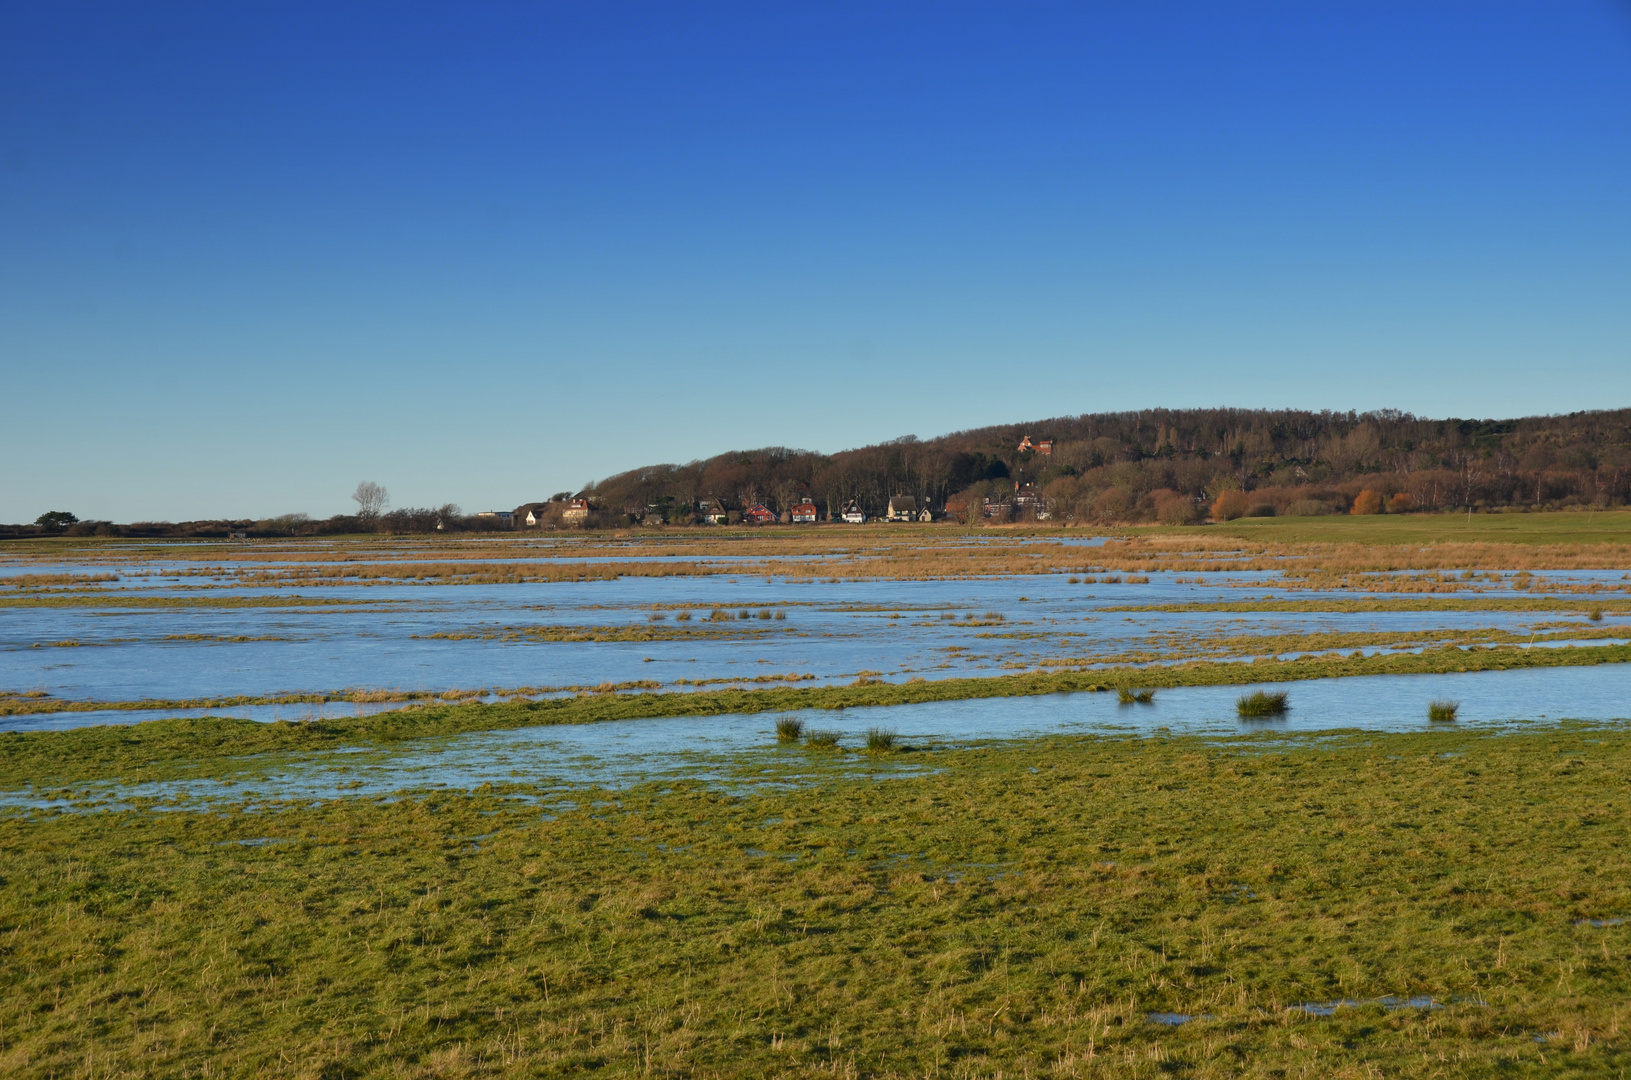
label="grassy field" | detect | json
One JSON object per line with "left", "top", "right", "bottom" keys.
{"left": 3, "top": 722, "right": 1629, "bottom": 1078}
{"left": 1142, "top": 509, "right": 1631, "bottom": 547}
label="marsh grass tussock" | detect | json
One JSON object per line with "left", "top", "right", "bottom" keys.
{"left": 1428, "top": 699, "right": 1461, "bottom": 722}
{"left": 774, "top": 716, "right": 805, "bottom": 742}
{"left": 1116, "top": 687, "right": 1156, "bottom": 704}
{"left": 864, "top": 727, "right": 897, "bottom": 753}
{"left": 803, "top": 728, "right": 842, "bottom": 749}
{"left": 1237, "top": 689, "right": 1290, "bottom": 717}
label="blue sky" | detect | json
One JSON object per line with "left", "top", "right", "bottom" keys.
{"left": 3, "top": 1, "right": 1629, "bottom": 521}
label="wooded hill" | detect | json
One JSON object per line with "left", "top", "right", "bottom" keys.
{"left": 576, "top": 408, "right": 1631, "bottom": 524}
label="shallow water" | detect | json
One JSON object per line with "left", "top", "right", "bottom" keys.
{"left": 10, "top": 665, "right": 1627, "bottom": 808}
{"left": 5, "top": 564, "right": 1623, "bottom": 712}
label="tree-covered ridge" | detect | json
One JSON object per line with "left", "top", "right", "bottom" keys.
{"left": 581, "top": 407, "right": 1631, "bottom": 523}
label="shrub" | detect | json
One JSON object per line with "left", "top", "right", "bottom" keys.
{"left": 708, "top": 609, "right": 730, "bottom": 621}
{"left": 864, "top": 727, "right": 897, "bottom": 753}
{"left": 1351, "top": 490, "right": 1384, "bottom": 515}
{"left": 804, "top": 729, "right": 842, "bottom": 749}
{"left": 1388, "top": 492, "right": 1414, "bottom": 513}
{"left": 757, "top": 609, "right": 774, "bottom": 620}
{"left": 1286, "top": 499, "right": 1331, "bottom": 517}
{"left": 775, "top": 716, "right": 805, "bottom": 742}
{"left": 674, "top": 610, "right": 692, "bottom": 621}
{"left": 1212, "top": 490, "right": 1250, "bottom": 521}
{"left": 1237, "top": 690, "right": 1290, "bottom": 717}
{"left": 1428, "top": 700, "right": 1460, "bottom": 722}
{"left": 1247, "top": 503, "right": 1276, "bottom": 517}
{"left": 1156, "top": 496, "right": 1201, "bottom": 525}
{"left": 774, "top": 609, "right": 787, "bottom": 620}
{"left": 1589, "top": 607, "right": 1604, "bottom": 622}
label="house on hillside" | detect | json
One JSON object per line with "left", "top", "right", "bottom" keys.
{"left": 514, "top": 502, "right": 548, "bottom": 527}
{"left": 1017, "top": 434, "right": 1053, "bottom": 455}
{"left": 1035, "top": 439, "right": 1053, "bottom": 455}
{"left": 887, "top": 496, "right": 918, "bottom": 522}
{"left": 742, "top": 503, "right": 778, "bottom": 525}
{"left": 561, "top": 499, "right": 591, "bottom": 525}
{"left": 790, "top": 500, "right": 819, "bottom": 523}
{"left": 840, "top": 499, "right": 866, "bottom": 524}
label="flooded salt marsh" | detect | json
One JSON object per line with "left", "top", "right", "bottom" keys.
{"left": 4, "top": 565, "right": 1627, "bottom": 720}
{"left": 10, "top": 664, "right": 1628, "bottom": 809}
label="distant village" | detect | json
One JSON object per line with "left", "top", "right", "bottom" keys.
{"left": 483, "top": 436, "right": 1056, "bottom": 529}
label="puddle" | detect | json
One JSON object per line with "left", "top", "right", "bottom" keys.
{"left": 1148, "top": 1012, "right": 1212, "bottom": 1026}
{"left": 1292, "top": 995, "right": 1445, "bottom": 1016}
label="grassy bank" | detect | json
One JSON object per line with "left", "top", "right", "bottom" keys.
{"left": 2, "top": 723, "right": 1629, "bottom": 1077}
{"left": 5, "top": 643, "right": 1629, "bottom": 788}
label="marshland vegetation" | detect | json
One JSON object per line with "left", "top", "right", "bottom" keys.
{"left": 3, "top": 722, "right": 1630, "bottom": 1076}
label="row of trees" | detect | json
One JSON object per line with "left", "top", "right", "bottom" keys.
{"left": 576, "top": 408, "right": 1631, "bottom": 524}
{"left": 12, "top": 410, "right": 1629, "bottom": 537}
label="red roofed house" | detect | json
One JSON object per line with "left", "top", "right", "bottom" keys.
{"left": 742, "top": 503, "right": 778, "bottom": 525}
{"left": 790, "top": 500, "right": 819, "bottom": 523}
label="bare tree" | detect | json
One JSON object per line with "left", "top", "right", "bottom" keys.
{"left": 352, "top": 481, "right": 389, "bottom": 519}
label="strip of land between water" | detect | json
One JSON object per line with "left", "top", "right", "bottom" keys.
{"left": 4, "top": 642, "right": 1628, "bottom": 788}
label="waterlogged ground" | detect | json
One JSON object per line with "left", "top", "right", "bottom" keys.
{"left": 11, "top": 664, "right": 1631, "bottom": 811}
{"left": 4, "top": 532, "right": 1629, "bottom": 728}
{"left": 4, "top": 525, "right": 1631, "bottom": 1077}
{"left": 4, "top": 719, "right": 1631, "bottom": 1077}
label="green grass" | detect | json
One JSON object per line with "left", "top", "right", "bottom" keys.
{"left": 802, "top": 728, "right": 842, "bottom": 749}
{"left": 1236, "top": 689, "right": 1290, "bottom": 717}
{"left": 864, "top": 726, "right": 897, "bottom": 753}
{"left": 774, "top": 716, "right": 805, "bottom": 742}
{"left": 1116, "top": 687, "right": 1156, "bottom": 704}
{"left": 1429, "top": 699, "right": 1462, "bottom": 722}
{"left": 1139, "top": 508, "right": 1631, "bottom": 546}
{"left": 3, "top": 723, "right": 1631, "bottom": 1076}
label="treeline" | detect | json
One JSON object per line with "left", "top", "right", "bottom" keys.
{"left": 0, "top": 506, "right": 508, "bottom": 541}
{"left": 10, "top": 408, "right": 1630, "bottom": 538}
{"left": 576, "top": 408, "right": 1631, "bottom": 524}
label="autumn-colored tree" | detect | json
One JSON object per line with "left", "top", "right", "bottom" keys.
{"left": 1388, "top": 492, "right": 1414, "bottom": 513}
{"left": 1212, "top": 490, "right": 1250, "bottom": 521}
{"left": 1351, "top": 490, "right": 1384, "bottom": 515}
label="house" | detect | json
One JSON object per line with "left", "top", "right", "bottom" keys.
{"left": 983, "top": 498, "right": 1013, "bottom": 520}
{"left": 698, "top": 499, "right": 729, "bottom": 525}
{"left": 477, "top": 510, "right": 516, "bottom": 527}
{"left": 887, "top": 496, "right": 918, "bottom": 522}
{"left": 742, "top": 503, "right": 778, "bottom": 525}
{"left": 1035, "top": 439, "right": 1053, "bottom": 455}
{"left": 790, "top": 500, "right": 819, "bottom": 523}
{"left": 918, "top": 507, "right": 934, "bottom": 522}
{"left": 560, "top": 499, "right": 590, "bottom": 525}
{"left": 513, "top": 502, "right": 548, "bottom": 527}
{"left": 840, "top": 499, "right": 866, "bottom": 524}
{"left": 1017, "top": 434, "right": 1034, "bottom": 452}
{"left": 1017, "top": 434, "right": 1053, "bottom": 455}
{"left": 1013, "top": 483, "right": 1051, "bottom": 520}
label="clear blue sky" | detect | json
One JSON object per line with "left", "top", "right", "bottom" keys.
{"left": 3, "top": 2, "right": 1629, "bottom": 521}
